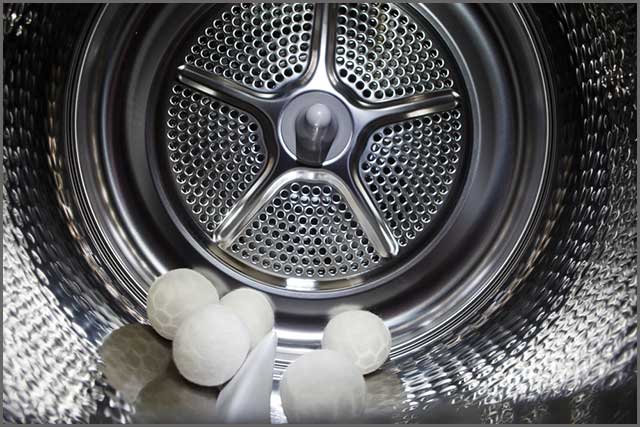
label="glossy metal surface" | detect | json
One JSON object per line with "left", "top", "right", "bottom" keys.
{"left": 3, "top": 3, "right": 637, "bottom": 423}
{"left": 67, "top": 3, "right": 552, "bottom": 360}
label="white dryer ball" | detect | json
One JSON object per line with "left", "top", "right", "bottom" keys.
{"left": 322, "top": 310, "right": 391, "bottom": 375}
{"left": 280, "top": 349, "right": 366, "bottom": 423}
{"left": 173, "top": 304, "right": 250, "bottom": 387}
{"left": 221, "top": 288, "right": 274, "bottom": 348}
{"left": 147, "top": 268, "right": 219, "bottom": 340}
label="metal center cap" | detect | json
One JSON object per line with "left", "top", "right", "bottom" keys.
{"left": 279, "top": 91, "right": 353, "bottom": 166}
{"left": 305, "top": 103, "right": 332, "bottom": 128}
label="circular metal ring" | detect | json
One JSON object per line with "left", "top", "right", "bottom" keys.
{"left": 69, "top": 3, "right": 554, "bottom": 358}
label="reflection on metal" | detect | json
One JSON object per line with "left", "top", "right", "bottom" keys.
{"left": 133, "top": 364, "right": 219, "bottom": 424}
{"left": 216, "top": 168, "right": 398, "bottom": 259}
{"left": 98, "top": 325, "right": 171, "bottom": 403}
{"left": 2, "top": 2, "right": 636, "bottom": 424}
{"left": 171, "top": 3, "right": 463, "bottom": 291}
{"left": 216, "top": 331, "right": 277, "bottom": 424}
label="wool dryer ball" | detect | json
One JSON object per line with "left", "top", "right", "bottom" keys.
{"left": 221, "top": 288, "right": 274, "bottom": 348}
{"left": 322, "top": 310, "right": 391, "bottom": 374}
{"left": 280, "top": 349, "right": 366, "bottom": 423}
{"left": 146, "top": 268, "right": 219, "bottom": 340}
{"left": 173, "top": 304, "right": 251, "bottom": 386}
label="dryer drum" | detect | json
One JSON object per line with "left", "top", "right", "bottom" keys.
{"left": 3, "top": 3, "right": 637, "bottom": 423}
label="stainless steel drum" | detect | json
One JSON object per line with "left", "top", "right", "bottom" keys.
{"left": 3, "top": 3, "right": 636, "bottom": 423}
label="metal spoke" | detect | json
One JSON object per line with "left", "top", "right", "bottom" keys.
{"left": 212, "top": 168, "right": 278, "bottom": 249}
{"left": 179, "top": 4, "right": 458, "bottom": 261}
{"left": 326, "top": 165, "right": 400, "bottom": 259}
{"left": 214, "top": 167, "right": 398, "bottom": 258}
{"left": 212, "top": 153, "right": 296, "bottom": 248}
{"left": 177, "top": 64, "right": 283, "bottom": 116}
{"left": 330, "top": 173, "right": 399, "bottom": 259}
{"left": 277, "top": 168, "right": 397, "bottom": 258}
{"left": 304, "top": 3, "right": 337, "bottom": 91}
{"left": 354, "top": 90, "right": 461, "bottom": 132}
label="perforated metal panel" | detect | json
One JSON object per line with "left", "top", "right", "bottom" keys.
{"left": 3, "top": 3, "right": 636, "bottom": 424}
{"left": 359, "top": 109, "right": 465, "bottom": 248}
{"left": 335, "top": 3, "right": 455, "bottom": 102}
{"left": 185, "top": 3, "right": 315, "bottom": 92}
{"left": 165, "top": 84, "right": 267, "bottom": 233}
{"left": 228, "top": 181, "right": 381, "bottom": 279}
{"left": 168, "top": 3, "right": 468, "bottom": 282}
{"left": 164, "top": 87, "right": 467, "bottom": 278}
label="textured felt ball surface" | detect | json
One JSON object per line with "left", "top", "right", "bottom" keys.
{"left": 221, "top": 288, "right": 274, "bottom": 348}
{"left": 280, "top": 349, "right": 366, "bottom": 423}
{"left": 147, "top": 268, "right": 219, "bottom": 340}
{"left": 173, "top": 304, "right": 250, "bottom": 387}
{"left": 322, "top": 310, "right": 391, "bottom": 374}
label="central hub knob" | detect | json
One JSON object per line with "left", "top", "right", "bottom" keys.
{"left": 305, "top": 103, "right": 333, "bottom": 128}
{"left": 279, "top": 91, "right": 353, "bottom": 167}
{"left": 294, "top": 103, "right": 339, "bottom": 167}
